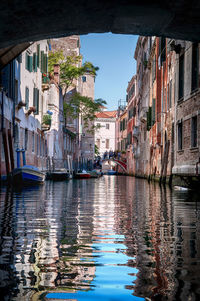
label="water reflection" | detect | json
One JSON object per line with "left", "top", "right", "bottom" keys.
{"left": 0, "top": 177, "right": 200, "bottom": 300}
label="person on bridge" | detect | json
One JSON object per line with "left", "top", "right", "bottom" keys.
{"left": 109, "top": 150, "right": 114, "bottom": 158}
{"left": 104, "top": 151, "right": 108, "bottom": 159}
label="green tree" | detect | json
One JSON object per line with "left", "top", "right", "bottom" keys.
{"left": 63, "top": 93, "right": 106, "bottom": 133}
{"left": 48, "top": 50, "right": 106, "bottom": 132}
{"left": 48, "top": 50, "right": 99, "bottom": 94}
{"left": 95, "top": 144, "right": 100, "bottom": 156}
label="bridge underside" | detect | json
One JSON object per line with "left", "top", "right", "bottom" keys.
{"left": 1, "top": 0, "right": 200, "bottom": 50}
{"left": 0, "top": 0, "right": 200, "bottom": 68}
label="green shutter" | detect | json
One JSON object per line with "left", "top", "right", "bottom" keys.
{"left": 33, "top": 87, "right": 36, "bottom": 108}
{"left": 147, "top": 107, "right": 152, "bottom": 131}
{"left": 25, "top": 53, "right": 29, "bottom": 70}
{"left": 29, "top": 56, "right": 33, "bottom": 72}
{"left": 41, "top": 51, "right": 44, "bottom": 73}
{"left": 33, "top": 53, "right": 37, "bottom": 72}
{"left": 37, "top": 44, "right": 40, "bottom": 67}
{"left": 25, "top": 87, "right": 29, "bottom": 109}
{"left": 37, "top": 89, "right": 39, "bottom": 115}
{"left": 45, "top": 54, "right": 48, "bottom": 73}
{"left": 33, "top": 88, "right": 39, "bottom": 115}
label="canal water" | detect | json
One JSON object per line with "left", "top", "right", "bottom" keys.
{"left": 0, "top": 176, "right": 200, "bottom": 301}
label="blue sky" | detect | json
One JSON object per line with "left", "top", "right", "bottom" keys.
{"left": 80, "top": 33, "right": 138, "bottom": 111}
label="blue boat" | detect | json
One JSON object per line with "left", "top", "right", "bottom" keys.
{"left": 107, "top": 170, "right": 117, "bottom": 175}
{"left": 12, "top": 149, "right": 45, "bottom": 185}
{"left": 12, "top": 165, "right": 45, "bottom": 184}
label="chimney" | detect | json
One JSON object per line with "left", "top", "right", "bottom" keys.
{"left": 54, "top": 64, "right": 60, "bottom": 84}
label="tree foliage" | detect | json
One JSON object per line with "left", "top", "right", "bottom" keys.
{"left": 48, "top": 50, "right": 99, "bottom": 94}
{"left": 63, "top": 93, "right": 107, "bottom": 133}
{"left": 48, "top": 50, "right": 106, "bottom": 132}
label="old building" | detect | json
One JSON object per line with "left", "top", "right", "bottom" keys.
{"left": 126, "top": 75, "right": 137, "bottom": 175}
{"left": 95, "top": 110, "right": 117, "bottom": 157}
{"left": 127, "top": 36, "right": 200, "bottom": 187}
{"left": 0, "top": 40, "right": 50, "bottom": 179}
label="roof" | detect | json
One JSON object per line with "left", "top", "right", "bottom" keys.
{"left": 96, "top": 110, "right": 117, "bottom": 118}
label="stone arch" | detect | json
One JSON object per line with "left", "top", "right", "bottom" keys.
{"left": 0, "top": 0, "right": 200, "bottom": 51}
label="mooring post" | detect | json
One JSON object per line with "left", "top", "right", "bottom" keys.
{"left": 21, "top": 149, "right": 26, "bottom": 166}
{"left": 16, "top": 148, "right": 21, "bottom": 168}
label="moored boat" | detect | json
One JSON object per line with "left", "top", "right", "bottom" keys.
{"left": 90, "top": 169, "right": 102, "bottom": 178}
{"left": 12, "top": 165, "right": 45, "bottom": 185}
{"left": 46, "top": 168, "right": 71, "bottom": 181}
{"left": 107, "top": 170, "right": 117, "bottom": 175}
{"left": 74, "top": 170, "right": 91, "bottom": 179}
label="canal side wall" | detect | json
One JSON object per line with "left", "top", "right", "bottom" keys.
{"left": 120, "top": 37, "right": 200, "bottom": 189}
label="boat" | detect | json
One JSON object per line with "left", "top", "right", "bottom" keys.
{"left": 107, "top": 169, "right": 117, "bottom": 175}
{"left": 89, "top": 169, "right": 102, "bottom": 178}
{"left": 12, "top": 165, "right": 45, "bottom": 185}
{"left": 74, "top": 169, "right": 91, "bottom": 179}
{"left": 46, "top": 168, "right": 72, "bottom": 181}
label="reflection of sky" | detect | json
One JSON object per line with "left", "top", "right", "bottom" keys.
{"left": 47, "top": 177, "right": 144, "bottom": 300}
{"left": 47, "top": 238, "right": 143, "bottom": 301}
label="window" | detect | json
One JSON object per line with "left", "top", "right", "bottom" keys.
{"left": 82, "top": 76, "right": 86, "bottom": 82}
{"left": 25, "top": 53, "right": 33, "bottom": 72}
{"left": 191, "top": 116, "right": 197, "bottom": 148}
{"left": 97, "top": 123, "right": 101, "bottom": 128}
{"left": 169, "top": 80, "right": 172, "bottom": 109}
{"left": 15, "top": 79, "right": 18, "bottom": 102}
{"left": 178, "top": 120, "right": 183, "bottom": 150}
{"left": 152, "top": 98, "right": 156, "bottom": 125}
{"left": 25, "top": 128, "right": 28, "bottom": 150}
{"left": 178, "top": 54, "right": 184, "bottom": 100}
{"left": 106, "top": 123, "right": 109, "bottom": 129}
{"left": 25, "top": 87, "right": 29, "bottom": 109}
{"left": 37, "top": 134, "right": 39, "bottom": 156}
{"left": 33, "top": 87, "right": 39, "bottom": 114}
{"left": 32, "top": 132, "right": 34, "bottom": 152}
{"left": 106, "top": 139, "right": 109, "bottom": 149}
{"left": 96, "top": 138, "right": 100, "bottom": 149}
{"left": 152, "top": 55, "right": 156, "bottom": 83}
{"left": 159, "top": 37, "right": 166, "bottom": 66}
{"left": 191, "top": 43, "right": 199, "bottom": 92}
{"left": 40, "top": 136, "right": 42, "bottom": 156}
{"left": 147, "top": 107, "right": 152, "bottom": 131}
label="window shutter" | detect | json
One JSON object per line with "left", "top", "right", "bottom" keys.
{"left": 29, "top": 56, "right": 33, "bottom": 72}
{"left": 37, "top": 44, "right": 40, "bottom": 67}
{"left": 36, "top": 89, "right": 39, "bottom": 115}
{"left": 25, "top": 53, "right": 29, "bottom": 70}
{"left": 33, "top": 87, "right": 36, "bottom": 108}
{"left": 33, "top": 53, "right": 37, "bottom": 72}
{"left": 25, "top": 87, "right": 29, "bottom": 109}
{"left": 41, "top": 51, "right": 44, "bottom": 73}
{"left": 147, "top": 107, "right": 152, "bottom": 131}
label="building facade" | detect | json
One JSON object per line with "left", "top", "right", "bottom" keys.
{"left": 95, "top": 111, "right": 117, "bottom": 157}
{"left": 123, "top": 36, "right": 200, "bottom": 187}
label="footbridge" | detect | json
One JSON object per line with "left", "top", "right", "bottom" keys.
{"left": 102, "top": 158, "right": 127, "bottom": 174}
